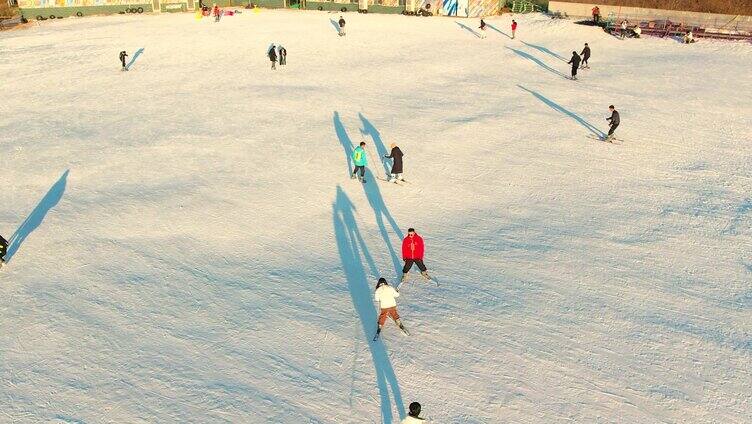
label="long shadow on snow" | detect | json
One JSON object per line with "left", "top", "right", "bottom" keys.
{"left": 333, "top": 186, "right": 406, "bottom": 423}
{"left": 334, "top": 111, "right": 354, "bottom": 176}
{"left": 329, "top": 19, "right": 341, "bottom": 33}
{"left": 455, "top": 21, "right": 481, "bottom": 38}
{"left": 520, "top": 41, "right": 567, "bottom": 62}
{"left": 485, "top": 23, "right": 511, "bottom": 38}
{"left": 359, "top": 113, "right": 392, "bottom": 182}
{"left": 6, "top": 170, "right": 69, "bottom": 262}
{"left": 518, "top": 85, "right": 605, "bottom": 138}
{"left": 335, "top": 113, "right": 404, "bottom": 278}
{"left": 125, "top": 48, "right": 144, "bottom": 70}
{"left": 362, "top": 169, "right": 404, "bottom": 279}
{"left": 507, "top": 47, "right": 568, "bottom": 79}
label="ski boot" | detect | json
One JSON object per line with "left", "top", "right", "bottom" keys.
{"left": 401, "top": 273, "right": 409, "bottom": 283}
{"left": 373, "top": 325, "right": 382, "bottom": 341}
{"left": 396, "top": 319, "right": 409, "bottom": 336}
{"left": 420, "top": 271, "right": 432, "bottom": 281}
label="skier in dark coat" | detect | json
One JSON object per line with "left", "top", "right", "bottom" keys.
{"left": 119, "top": 51, "right": 128, "bottom": 71}
{"left": 567, "top": 51, "right": 581, "bottom": 80}
{"left": 384, "top": 143, "right": 404, "bottom": 183}
{"left": 606, "top": 105, "right": 620, "bottom": 141}
{"left": 580, "top": 43, "right": 590, "bottom": 69}
{"left": 268, "top": 45, "right": 278, "bottom": 70}
{"left": 278, "top": 46, "right": 287, "bottom": 66}
{"left": 0, "top": 234, "right": 8, "bottom": 268}
{"left": 338, "top": 16, "right": 346, "bottom": 36}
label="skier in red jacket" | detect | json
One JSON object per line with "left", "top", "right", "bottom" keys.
{"left": 511, "top": 20, "right": 517, "bottom": 39}
{"left": 401, "top": 228, "right": 431, "bottom": 283}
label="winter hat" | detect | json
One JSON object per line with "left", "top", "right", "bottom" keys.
{"left": 390, "top": 143, "right": 396, "bottom": 149}
{"left": 376, "top": 277, "right": 388, "bottom": 288}
{"left": 408, "top": 402, "right": 421, "bottom": 417}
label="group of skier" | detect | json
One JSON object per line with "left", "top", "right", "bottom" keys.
{"left": 350, "top": 140, "right": 405, "bottom": 184}
{"left": 267, "top": 44, "right": 287, "bottom": 70}
{"left": 566, "top": 42, "right": 590, "bottom": 80}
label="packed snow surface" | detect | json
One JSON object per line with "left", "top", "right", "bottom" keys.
{"left": 1, "top": 10, "right": 751, "bottom": 424}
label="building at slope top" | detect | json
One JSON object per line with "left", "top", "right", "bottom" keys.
{"left": 18, "top": 0, "right": 506, "bottom": 18}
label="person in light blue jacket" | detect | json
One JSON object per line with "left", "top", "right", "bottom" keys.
{"left": 351, "top": 141, "right": 368, "bottom": 183}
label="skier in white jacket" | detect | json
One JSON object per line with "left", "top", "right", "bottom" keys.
{"left": 402, "top": 402, "right": 426, "bottom": 423}
{"left": 373, "top": 278, "right": 408, "bottom": 340}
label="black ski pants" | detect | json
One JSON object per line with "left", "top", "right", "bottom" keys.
{"left": 353, "top": 165, "right": 365, "bottom": 177}
{"left": 571, "top": 66, "right": 578, "bottom": 78}
{"left": 0, "top": 236, "right": 7, "bottom": 260}
{"left": 403, "top": 259, "right": 427, "bottom": 273}
{"left": 608, "top": 123, "right": 619, "bottom": 136}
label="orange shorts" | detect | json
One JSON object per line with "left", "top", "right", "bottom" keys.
{"left": 378, "top": 307, "right": 400, "bottom": 326}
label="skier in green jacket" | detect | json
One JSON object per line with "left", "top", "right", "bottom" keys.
{"left": 351, "top": 141, "right": 368, "bottom": 183}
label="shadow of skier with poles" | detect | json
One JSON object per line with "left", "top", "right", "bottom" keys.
{"left": 352, "top": 113, "right": 405, "bottom": 278}
{"left": 5, "top": 170, "right": 69, "bottom": 263}
{"left": 334, "top": 111, "right": 355, "bottom": 177}
{"left": 333, "top": 186, "right": 406, "bottom": 423}
{"left": 518, "top": 85, "right": 606, "bottom": 138}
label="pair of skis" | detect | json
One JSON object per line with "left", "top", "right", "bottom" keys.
{"left": 587, "top": 134, "right": 623, "bottom": 144}
{"left": 373, "top": 325, "right": 409, "bottom": 341}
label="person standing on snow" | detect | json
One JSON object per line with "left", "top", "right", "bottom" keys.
{"left": 620, "top": 19, "right": 628, "bottom": 39}
{"left": 401, "top": 228, "right": 431, "bottom": 282}
{"left": 0, "top": 234, "right": 8, "bottom": 268}
{"left": 268, "top": 44, "right": 278, "bottom": 70}
{"left": 384, "top": 142, "right": 404, "bottom": 183}
{"left": 591, "top": 5, "right": 600, "bottom": 24}
{"left": 212, "top": 4, "right": 221, "bottom": 22}
{"left": 338, "top": 16, "right": 346, "bottom": 36}
{"left": 479, "top": 19, "right": 487, "bottom": 39}
{"left": 580, "top": 43, "right": 590, "bottom": 69}
{"left": 351, "top": 141, "right": 368, "bottom": 183}
{"left": 606, "top": 105, "right": 620, "bottom": 141}
{"left": 119, "top": 51, "right": 128, "bottom": 71}
{"left": 511, "top": 20, "right": 517, "bottom": 39}
{"left": 278, "top": 46, "right": 287, "bottom": 66}
{"left": 401, "top": 402, "right": 426, "bottom": 423}
{"left": 373, "top": 278, "right": 409, "bottom": 340}
{"left": 567, "top": 51, "right": 581, "bottom": 80}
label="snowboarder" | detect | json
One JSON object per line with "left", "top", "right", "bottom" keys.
{"left": 384, "top": 142, "right": 404, "bottom": 183}
{"left": 213, "top": 4, "right": 221, "bottom": 22}
{"left": 633, "top": 25, "right": 641, "bottom": 38}
{"left": 567, "top": 51, "right": 581, "bottom": 80}
{"left": 338, "top": 16, "right": 346, "bottom": 36}
{"left": 401, "top": 402, "right": 426, "bottom": 423}
{"left": 479, "top": 19, "right": 487, "bottom": 39}
{"left": 606, "top": 105, "right": 619, "bottom": 141}
{"left": 591, "top": 5, "right": 600, "bottom": 24}
{"left": 278, "top": 46, "right": 287, "bottom": 66}
{"left": 351, "top": 141, "right": 367, "bottom": 182}
{"left": 580, "top": 43, "right": 590, "bottom": 69}
{"left": 0, "top": 234, "right": 7, "bottom": 269}
{"left": 268, "top": 44, "right": 278, "bottom": 70}
{"left": 401, "top": 228, "right": 431, "bottom": 283}
{"left": 511, "top": 20, "right": 517, "bottom": 39}
{"left": 373, "top": 278, "right": 409, "bottom": 340}
{"left": 119, "top": 51, "right": 128, "bottom": 71}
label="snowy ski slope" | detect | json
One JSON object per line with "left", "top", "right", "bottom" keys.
{"left": 1, "top": 10, "right": 751, "bottom": 424}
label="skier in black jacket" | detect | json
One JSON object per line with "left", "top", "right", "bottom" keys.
{"left": 606, "top": 105, "right": 620, "bottom": 141}
{"left": 384, "top": 143, "right": 404, "bottom": 183}
{"left": 268, "top": 45, "right": 278, "bottom": 70}
{"left": 119, "top": 51, "right": 128, "bottom": 71}
{"left": 567, "top": 51, "right": 581, "bottom": 80}
{"left": 0, "top": 234, "right": 8, "bottom": 268}
{"left": 580, "top": 43, "right": 590, "bottom": 69}
{"left": 338, "top": 16, "right": 346, "bottom": 36}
